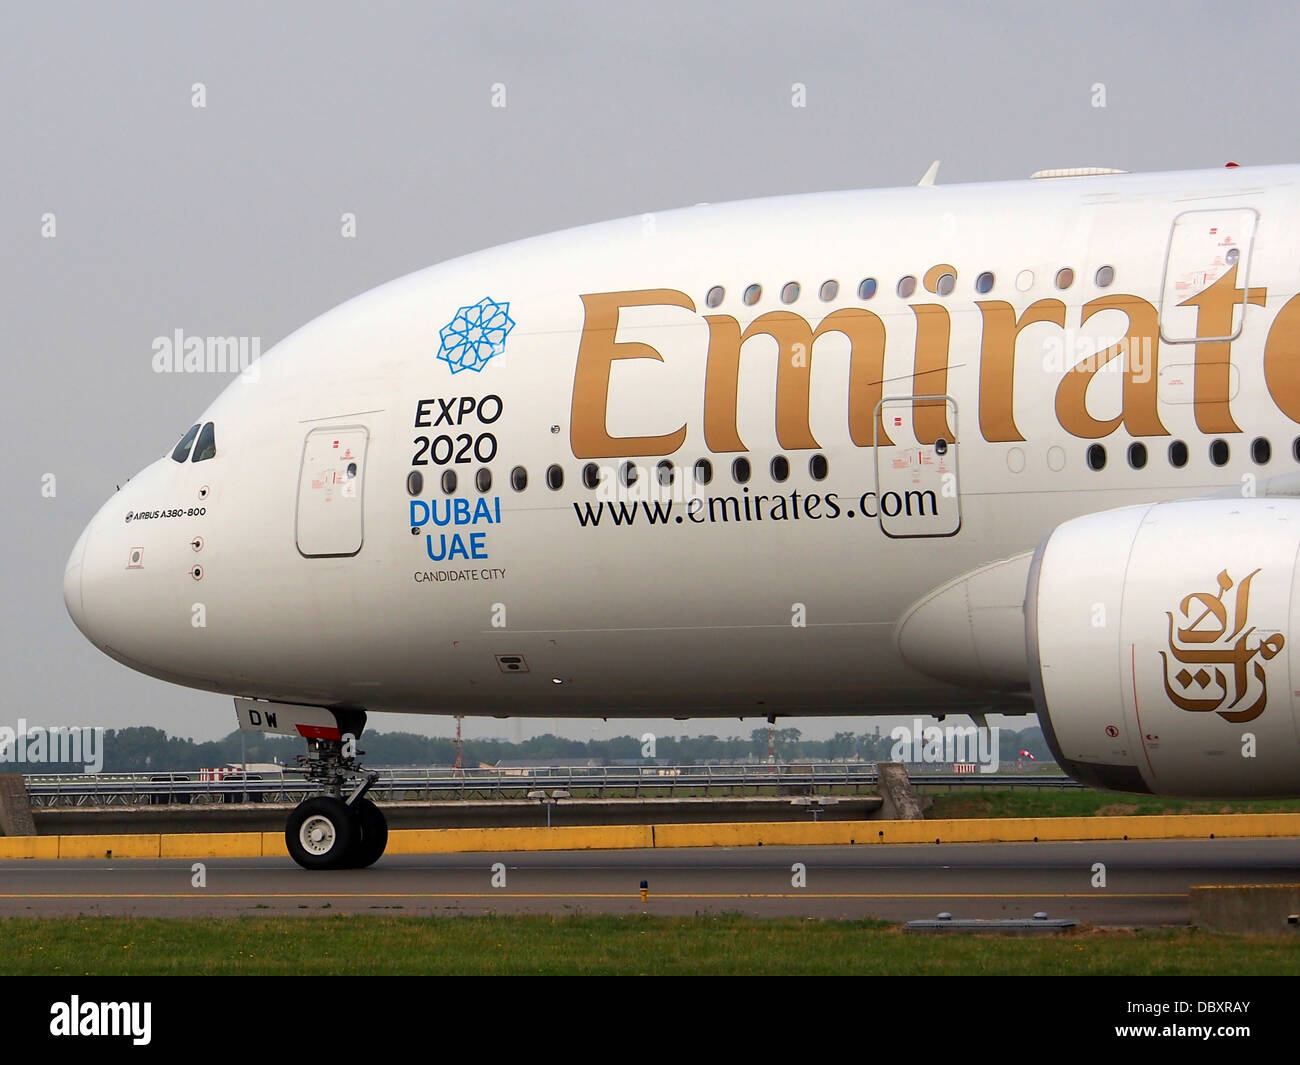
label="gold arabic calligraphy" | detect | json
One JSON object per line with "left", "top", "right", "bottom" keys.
{"left": 1160, "top": 568, "right": 1285, "bottom": 723}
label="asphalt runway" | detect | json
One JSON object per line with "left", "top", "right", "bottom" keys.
{"left": 1, "top": 837, "right": 1297, "bottom": 924}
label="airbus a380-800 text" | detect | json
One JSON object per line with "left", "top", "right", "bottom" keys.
{"left": 63, "top": 162, "right": 1300, "bottom": 867}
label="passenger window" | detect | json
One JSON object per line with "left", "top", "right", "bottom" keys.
{"left": 732, "top": 457, "right": 751, "bottom": 484}
{"left": 706, "top": 286, "right": 725, "bottom": 309}
{"left": 770, "top": 455, "right": 789, "bottom": 482}
{"left": 1127, "top": 442, "right": 1147, "bottom": 469}
{"left": 743, "top": 284, "right": 762, "bottom": 306}
{"left": 582, "top": 463, "right": 599, "bottom": 489}
{"left": 1210, "top": 439, "right": 1230, "bottom": 467}
{"left": 693, "top": 459, "right": 713, "bottom": 485}
{"left": 441, "top": 469, "right": 458, "bottom": 494}
{"left": 510, "top": 466, "right": 528, "bottom": 491}
{"left": 781, "top": 282, "right": 801, "bottom": 304}
{"left": 975, "top": 271, "right": 995, "bottom": 294}
{"left": 1086, "top": 444, "right": 1106, "bottom": 471}
{"left": 620, "top": 461, "right": 638, "bottom": 487}
{"left": 1168, "top": 440, "right": 1188, "bottom": 468}
{"left": 858, "top": 278, "right": 877, "bottom": 300}
{"left": 809, "top": 454, "right": 829, "bottom": 480}
{"left": 656, "top": 460, "right": 674, "bottom": 486}
{"left": 1252, "top": 437, "right": 1271, "bottom": 465}
{"left": 819, "top": 280, "right": 839, "bottom": 302}
{"left": 545, "top": 465, "right": 564, "bottom": 490}
{"left": 475, "top": 468, "right": 492, "bottom": 493}
{"left": 407, "top": 470, "right": 424, "bottom": 496}
{"left": 192, "top": 422, "right": 217, "bottom": 462}
{"left": 171, "top": 424, "right": 200, "bottom": 463}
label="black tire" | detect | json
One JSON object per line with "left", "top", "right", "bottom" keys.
{"left": 348, "top": 798, "right": 388, "bottom": 869}
{"left": 286, "top": 796, "right": 358, "bottom": 870}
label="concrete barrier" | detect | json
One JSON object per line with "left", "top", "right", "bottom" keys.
{"left": 57, "top": 834, "right": 160, "bottom": 859}
{"left": 0, "top": 837, "right": 58, "bottom": 859}
{"left": 1190, "top": 884, "right": 1300, "bottom": 934}
{"left": 655, "top": 821, "right": 871, "bottom": 848}
{"left": 260, "top": 832, "right": 289, "bottom": 859}
{"left": 0, "top": 776, "right": 36, "bottom": 837}
{"left": 160, "top": 832, "right": 258, "bottom": 859}
{"left": 0, "top": 811, "right": 1295, "bottom": 860}
{"left": 386, "top": 824, "right": 655, "bottom": 854}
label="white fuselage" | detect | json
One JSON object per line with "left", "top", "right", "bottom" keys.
{"left": 64, "top": 164, "right": 1300, "bottom": 726}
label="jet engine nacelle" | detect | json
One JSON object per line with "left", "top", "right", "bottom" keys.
{"left": 1028, "top": 498, "right": 1300, "bottom": 796}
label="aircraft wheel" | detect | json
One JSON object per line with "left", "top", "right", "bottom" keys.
{"left": 286, "top": 796, "right": 357, "bottom": 870}
{"left": 348, "top": 798, "right": 388, "bottom": 868}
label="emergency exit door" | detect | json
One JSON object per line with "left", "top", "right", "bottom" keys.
{"left": 295, "top": 426, "right": 369, "bottom": 557}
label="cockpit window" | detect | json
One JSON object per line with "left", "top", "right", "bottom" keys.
{"left": 192, "top": 422, "right": 217, "bottom": 462}
{"left": 171, "top": 424, "right": 200, "bottom": 463}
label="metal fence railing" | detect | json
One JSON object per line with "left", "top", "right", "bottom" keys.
{"left": 20, "top": 763, "right": 1077, "bottom": 807}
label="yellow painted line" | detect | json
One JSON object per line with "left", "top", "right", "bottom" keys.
{"left": 0, "top": 892, "right": 1182, "bottom": 900}
{"left": 0, "top": 811, "right": 1296, "bottom": 860}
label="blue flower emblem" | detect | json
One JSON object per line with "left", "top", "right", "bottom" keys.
{"left": 437, "top": 297, "right": 516, "bottom": 374}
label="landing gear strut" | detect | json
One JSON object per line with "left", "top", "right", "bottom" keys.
{"left": 282, "top": 711, "right": 388, "bottom": 871}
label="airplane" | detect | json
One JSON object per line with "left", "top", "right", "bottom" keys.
{"left": 63, "top": 161, "right": 1300, "bottom": 869}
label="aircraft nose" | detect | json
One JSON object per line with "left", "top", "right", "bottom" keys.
{"left": 63, "top": 458, "right": 202, "bottom": 681}
{"left": 63, "top": 513, "right": 93, "bottom": 641}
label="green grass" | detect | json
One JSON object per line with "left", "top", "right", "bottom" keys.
{"left": 0, "top": 915, "right": 1297, "bottom": 975}
{"left": 923, "top": 789, "right": 1300, "bottom": 820}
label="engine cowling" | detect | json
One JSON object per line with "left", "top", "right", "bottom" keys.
{"left": 1028, "top": 498, "right": 1300, "bottom": 796}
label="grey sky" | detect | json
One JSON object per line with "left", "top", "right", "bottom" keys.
{"left": 3, "top": 1, "right": 1297, "bottom": 743}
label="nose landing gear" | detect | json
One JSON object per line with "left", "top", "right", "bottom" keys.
{"left": 233, "top": 699, "right": 390, "bottom": 870}
{"left": 284, "top": 746, "right": 389, "bottom": 870}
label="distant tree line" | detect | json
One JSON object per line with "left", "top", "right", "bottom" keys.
{"left": 0, "top": 723, "right": 1053, "bottom": 773}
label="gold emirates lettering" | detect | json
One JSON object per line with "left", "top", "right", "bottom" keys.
{"left": 1159, "top": 568, "right": 1284, "bottom": 723}
{"left": 568, "top": 280, "right": 1300, "bottom": 459}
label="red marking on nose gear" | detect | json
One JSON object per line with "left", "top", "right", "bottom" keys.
{"left": 297, "top": 724, "right": 342, "bottom": 741}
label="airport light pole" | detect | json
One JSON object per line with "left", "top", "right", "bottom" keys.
{"left": 526, "top": 789, "right": 570, "bottom": 827}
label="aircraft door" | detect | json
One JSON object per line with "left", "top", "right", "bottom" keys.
{"left": 1159, "top": 208, "right": 1258, "bottom": 343}
{"left": 872, "top": 395, "right": 961, "bottom": 538}
{"left": 295, "top": 426, "right": 369, "bottom": 557}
